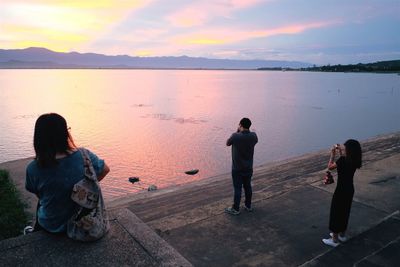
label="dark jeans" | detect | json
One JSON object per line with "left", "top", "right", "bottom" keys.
{"left": 232, "top": 170, "right": 253, "bottom": 211}
{"left": 33, "top": 202, "right": 64, "bottom": 235}
{"left": 33, "top": 202, "right": 44, "bottom": 232}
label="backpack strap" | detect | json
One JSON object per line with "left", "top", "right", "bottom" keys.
{"left": 79, "top": 148, "right": 98, "bottom": 182}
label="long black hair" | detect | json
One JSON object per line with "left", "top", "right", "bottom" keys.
{"left": 344, "top": 139, "right": 362, "bottom": 169}
{"left": 34, "top": 113, "right": 76, "bottom": 167}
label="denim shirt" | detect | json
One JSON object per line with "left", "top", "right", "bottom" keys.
{"left": 25, "top": 148, "right": 105, "bottom": 233}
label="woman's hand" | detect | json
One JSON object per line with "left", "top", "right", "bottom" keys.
{"left": 337, "top": 144, "right": 343, "bottom": 156}
{"left": 97, "top": 163, "right": 110, "bottom": 182}
{"left": 328, "top": 145, "right": 337, "bottom": 170}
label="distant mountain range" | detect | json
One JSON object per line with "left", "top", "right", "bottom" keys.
{"left": 0, "top": 47, "right": 312, "bottom": 69}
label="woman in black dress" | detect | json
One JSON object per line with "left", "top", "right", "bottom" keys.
{"left": 322, "top": 139, "right": 362, "bottom": 247}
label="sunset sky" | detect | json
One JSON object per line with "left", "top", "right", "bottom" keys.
{"left": 1, "top": 0, "right": 399, "bottom": 64}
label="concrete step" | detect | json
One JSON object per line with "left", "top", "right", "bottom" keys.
{"left": 0, "top": 208, "right": 192, "bottom": 267}
{"left": 302, "top": 214, "right": 400, "bottom": 267}
{"left": 355, "top": 236, "right": 400, "bottom": 267}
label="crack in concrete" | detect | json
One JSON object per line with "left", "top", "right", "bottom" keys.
{"left": 369, "top": 175, "right": 399, "bottom": 185}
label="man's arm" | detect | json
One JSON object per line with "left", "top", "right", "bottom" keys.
{"left": 226, "top": 134, "right": 234, "bottom": 146}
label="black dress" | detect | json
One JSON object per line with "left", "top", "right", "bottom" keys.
{"left": 329, "top": 156, "right": 356, "bottom": 233}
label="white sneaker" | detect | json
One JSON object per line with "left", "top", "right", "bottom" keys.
{"left": 330, "top": 232, "right": 348, "bottom": 242}
{"left": 322, "top": 238, "right": 339, "bottom": 247}
{"left": 224, "top": 207, "right": 240, "bottom": 215}
{"left": 244, "top": 205, "right": 253, "bottom": 212}
{"left": 23, "top": 226, "right": 34, "bottom": 235}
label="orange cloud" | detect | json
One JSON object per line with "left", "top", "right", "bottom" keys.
{"left": 134, "top": 49, "right": 153, "bottom": 56}
{"left": 5, "top": 0, "right": 150, "bottom": 9}
{"left": 101, "top": 20, "right": 338, "bottom": 58}
{"left": 2, "top": 23, "right": 89, "bottom": 52}
{"left": 172, "top": 21, "right": 339, "bottom": 45}
{"left": 186, "top": 38, "right": 225, "bottom": 45}
{"left": 0, "top": 1, "right": 153, "bottom": 51}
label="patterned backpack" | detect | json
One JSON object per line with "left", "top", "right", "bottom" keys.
{"left": 67, "top": 148, "right": 109, "bottom": 242}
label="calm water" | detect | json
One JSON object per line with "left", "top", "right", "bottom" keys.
{"left": 0, "top": 70, "right": 399, "bottom": 198}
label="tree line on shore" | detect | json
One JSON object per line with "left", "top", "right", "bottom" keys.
{"left": 258, "top": 60, "right": 400, "bottom": 73}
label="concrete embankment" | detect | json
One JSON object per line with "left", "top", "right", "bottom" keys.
{"left": 106, "top": 131, "right": 400, "bottom": 266}
{"left": 1, "top": 131, "right": 399, "bottom": 266}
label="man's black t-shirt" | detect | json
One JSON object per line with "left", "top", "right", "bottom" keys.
{"left": 227, "top": 130, "right": 258, "bottom": 172}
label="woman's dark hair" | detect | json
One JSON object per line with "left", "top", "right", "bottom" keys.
{"left": 344, "top": 139, "right": 362, "bottom": 169}
{"left": 240, "top": 118, "right": 252, "bottom": 129}
{"left": 34, "top": 113, "right": 76, "bottom": 167}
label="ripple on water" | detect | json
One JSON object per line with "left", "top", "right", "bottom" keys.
{"left": 141, "top": 113, "right": 207, "bottom": 124}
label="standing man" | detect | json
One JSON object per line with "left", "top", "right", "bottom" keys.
{"left": 225, "top": 118, "right": 258, "bottom": 215}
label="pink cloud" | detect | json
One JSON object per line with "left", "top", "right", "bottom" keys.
{"left": 252, "top": 21, "right": 339, "bottom": 38}
{"left": 166, "top": 7, "right": 210, "bottom": 27}
{"left": 230, "top": 0, "right": 268, "bottom": 9}
{"left": 166, "top": 0, "right": 265, "bottom": 28}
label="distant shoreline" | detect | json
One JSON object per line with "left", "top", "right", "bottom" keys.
{"left": 2, "top": 48, "right": 398, "bottom": 72}
{"left": 0, "top": 67, "right": 399, "bottom": 74}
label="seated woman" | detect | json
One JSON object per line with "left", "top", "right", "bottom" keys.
{"left": 25, "top": 113, "right": 110, "bottom": 233}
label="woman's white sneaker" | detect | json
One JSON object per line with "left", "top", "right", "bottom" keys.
{"left": 23, "top": 226, "right": 34, "bottom": 235}
{"left": 330, "top": 232, "right": 348, "bottom": 242}
{"left": 322, "top": 238, "right": 339, "bottom": 247}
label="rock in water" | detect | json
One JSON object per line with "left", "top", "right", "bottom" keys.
{"left": 128, "top": 177, "right": 140, "bottom": 184}
{"left": 185, "top": 169, "right": 199, "bottom": 175}
{"left": 148, "top": 184, "right": 157, "bottom": 191}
